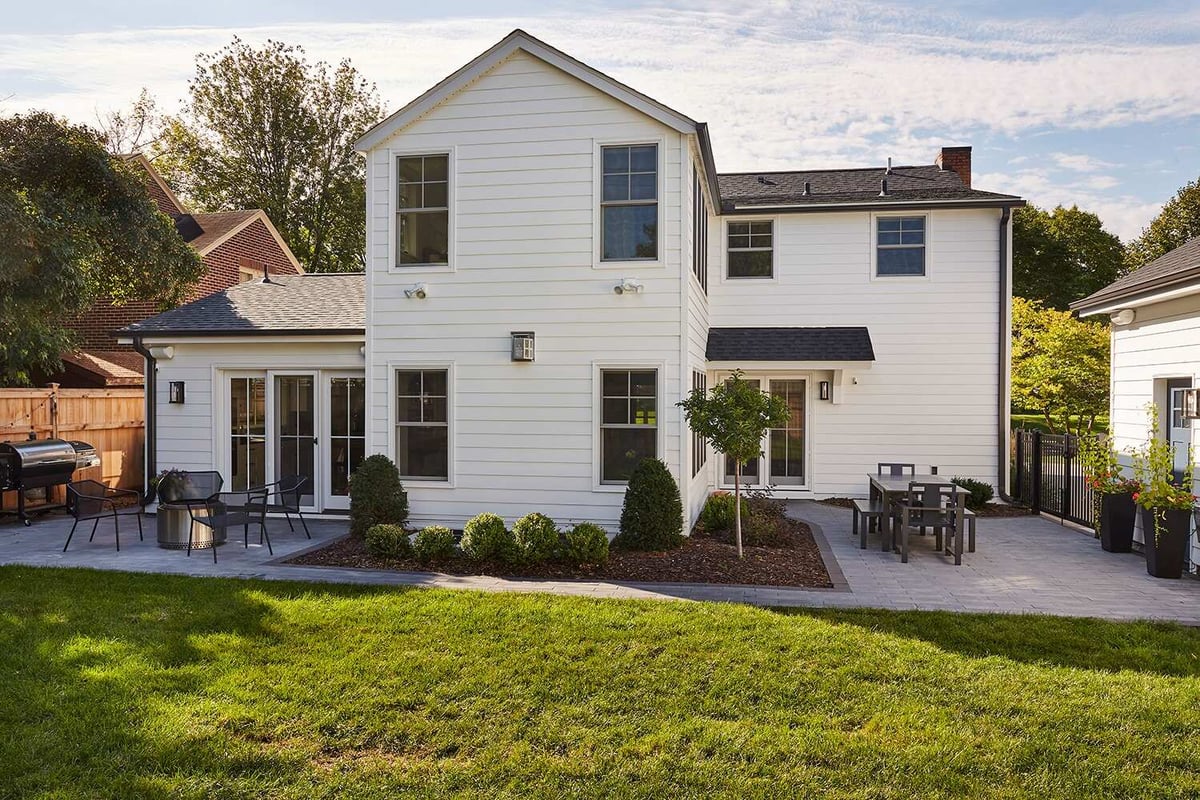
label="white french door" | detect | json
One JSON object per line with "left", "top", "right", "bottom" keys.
{"left": 323, "top": 373, "right": 366, "bottom": 510}
{"left": 270, "top": 371, "right": 318, "bottom": 509}
{"left": 719, "top": 375, "right": 809, "bottom": 491}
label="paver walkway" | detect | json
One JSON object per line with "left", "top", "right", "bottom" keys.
{"left": 1, "top": 502, "right": 1197, "bottom": 622}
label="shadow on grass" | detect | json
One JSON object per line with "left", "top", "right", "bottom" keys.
{"left": 772, "top": 606, "right": 1200, "bottom": 677}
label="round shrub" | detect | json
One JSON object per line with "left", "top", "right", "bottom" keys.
{"left": 513, "top": 512, "right": 559, "bottom": 564}
{"left": 460, "top": 512, "right": 517, "bottom": 563}
{"left": 413, "top": 525, "right": 457, "bottom": 562}
{"left": 698, "top": 491, "right": 747, "bottom": 532}
{"left": 616, "top": 458, "right": 683, "bottom": 551}
{"left": 562, "top": 522, "right": 609, "bottom": 566}
{"left": 365, "top": 524, "right": 411, "bottom": 559}
{"left": 952, "top": 477, "right": 994, "bottom": 511}
{"left": 349, "top": 455, "right": 408, "bottom": 538}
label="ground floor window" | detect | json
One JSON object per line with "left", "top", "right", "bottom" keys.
{"left": 601, "top": 368, "right": 658, "bottom": 483}
{"left": 396, "top": 369, "right": 449, "bottom": 481}
{"left": 691, "top": 370, "right": 707, "bottom": 477}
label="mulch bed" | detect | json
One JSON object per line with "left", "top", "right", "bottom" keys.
{"left": 817, "top": 497, "right": 1032, "bottom": 517}
{"left": 286, "top": 515, "right": 833, "bottom": 588}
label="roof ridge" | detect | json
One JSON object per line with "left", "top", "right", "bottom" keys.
{"left": 719, "top": 165, "right": 935, "bottom": 177}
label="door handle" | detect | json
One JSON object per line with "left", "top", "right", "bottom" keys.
{"left": 312, "top": 438, "right": 319, "bottom": 445}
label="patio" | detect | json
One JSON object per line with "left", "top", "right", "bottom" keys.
{"left": 0, "top": 502, "right": 1197, "bottom": 624}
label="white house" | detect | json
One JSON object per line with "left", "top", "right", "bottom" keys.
{"left": 122, "top": 30, "right": 1023, "bottom": 530}
{"left": 1072, "top": 235, "right": 1200, "bottom": 569}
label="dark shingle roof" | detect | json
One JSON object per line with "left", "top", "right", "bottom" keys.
{"left": 718, "top": 165, "right": 1020, "bottom": 210}
{"left": 121, "top": 274, "right": 365, "bottom": 336}
{"left": 1072, "top": 236, "right": 1200, "bottom": 312}
{"left": 707, "top": 327, "right": 875, "bottom": 362}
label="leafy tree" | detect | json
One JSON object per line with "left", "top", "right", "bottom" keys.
{"left": 677, "top": 370, "right": 790, "bottom": 557}
{"left": 158, "top": 38, "right": 382, "bottom": 273}
{"left": 1126, "top": 177, "right": 1200, "bottom": 269}
{"left": 0, "top": 112, "right": 203, "bottom": 385}
{"left": 1013, "top": 204, "right": 1125, "bottom": 309}
{"left": 1011, "top": 297, "right": 1110, "bottom": 435}
{"left": 96, "top": 88, "right": 162, "bottom": 155}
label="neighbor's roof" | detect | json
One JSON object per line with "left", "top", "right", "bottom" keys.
{"left": 121, "top": 274, "right": 365, "bottom": 337}
{"left": 1072, "top": 236, "right": 1200, "bottom": 314}
{"left": 60, "top": 350, "right": 146, "bottom": 386}
{"left": 718, "top": 165, "right": 1022, "bottom": 212}
{"left": 707, "top": 327, "right": 876, "bottom": 362}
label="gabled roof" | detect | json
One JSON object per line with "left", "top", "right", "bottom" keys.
{"left": 122, "top": 153, "right": 187, "bottom": 216}
{"left": 707, "top": 327, "right": 876, "bottom": 362}
{"left": 60, "top": 350, "right": 146, "bottom": 386}
{"left": 1072, "top": 236, "right": 1200, "bottom": 314}
{"left": 121, "top": 274, "right": 364, "bottom": 337}
{"left": 719, "top": 165, "right": 1022, "bottom": 213}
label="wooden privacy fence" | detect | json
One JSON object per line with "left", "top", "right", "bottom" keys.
{"left": 0, "top": 385, "right": 144, "bottom": 510}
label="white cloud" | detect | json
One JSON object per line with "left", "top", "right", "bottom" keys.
{"left": 977, "top": 169, "right": 1158, "bottom": 241}
{"left": 1049, "top": 153, "right": 1119, "bottom": 173}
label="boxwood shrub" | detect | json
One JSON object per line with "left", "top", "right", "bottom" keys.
{"left": 412, "top": 525, "right": 457, "bottom": 562}
{"left": 561, "top": 522, "right": 609, "bottom": 566}
{"left": 348, "top": 455, "right": 408, "bottom": 538}
{"left": 365, "top": 524, "right": 411, "bottom": 559}
{"left": 513, "top": 512, "right": 559, "bottom": 564}
{"left": 460, "top": 512, "right": 517, "bottom": 563}
{"left": 616, "top": 458, "right": 683, "bottom": 550}
{"left": 951, "top": 477, "right": 994, "bottom": 511}
{"left": 698, "top": 491, "right": 748, "bottom": 533}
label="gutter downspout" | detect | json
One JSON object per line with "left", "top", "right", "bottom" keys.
{"left": 998, "top": 206, "right": 1013, "bottom": 500}
{"left": 132, "top": 336, "right": 156, "bottom": 501}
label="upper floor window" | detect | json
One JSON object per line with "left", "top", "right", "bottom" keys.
{"left": 727, "top": 220, "right": 773, "bottom": 278}
{"left": 601, "top": 144, "right": 657, "bottom": 261}
{"left": 692, "top": 175, "right": 708, "bottom": 292}
{"left": 876, "top": 216, "right": 925, "bottom": 276}
{"left": 397, "top": 154, "right": 449, "bottom": 266}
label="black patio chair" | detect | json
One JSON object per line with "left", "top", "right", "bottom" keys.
{"left": 889, "top": 482, "right": 966, "bottom": 564}
{"left": 185, "top": 488, "right": 270, "bottom": 563}
{"left": 265, "top": 474, "right": 311, "bottom": 539}
{"left": 63, "top": 480, "right": 145, "bottom": 552}
{"left": 161, "top": 470, "right": 223, "bottom": 505}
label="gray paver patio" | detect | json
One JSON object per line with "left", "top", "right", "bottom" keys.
{"left": 1, "top": 501, "right": 1197, "bottom": 623}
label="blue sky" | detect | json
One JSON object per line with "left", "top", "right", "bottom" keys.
{"left": 3, "top": 0, "right": 1198, "bottom": 240}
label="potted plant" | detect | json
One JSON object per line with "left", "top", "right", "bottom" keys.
{"left": 1131, "top": 405, "right": 1195, "bottom": 579}
{"left": 150, "top": 468, "right": 189, "bottom": 504}
{"left": 1078, "top": 435, "right": 1140, "bottom": 552}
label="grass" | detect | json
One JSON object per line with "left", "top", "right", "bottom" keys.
{"left": 2, "top": 567, "right": 1199, "bottom": 799}
{"left": 1012, "top": 413, "right": 1109, "bottom": 435}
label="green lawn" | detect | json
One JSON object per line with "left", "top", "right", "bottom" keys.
{"left": 1011, "top": 413, "right": 1109, "bottom": 435}
{"left": 2, "top": 568, "right": 1198, "bottom": 799}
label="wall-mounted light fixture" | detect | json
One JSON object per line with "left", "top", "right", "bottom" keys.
{"left": 613, "top": 278, "right": 644, "bottom": 295}
{"left": 818, "top": 381, "right": 831, "bottom": 401}
{"left": 511, "top": 331, "right": 535, "bottom": 362}
{"left": 404, "top": 283, "right": 428, "bottom": 299}
{"left": 168, "top": 381, "right": 185, "bottom": 404}
{"left": 1110, "top": 308, "right": 1135, "bottom": 326}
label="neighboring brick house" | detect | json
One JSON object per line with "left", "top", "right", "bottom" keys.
{"left": 57, "top": 154, "right": 302, "bottom": 387}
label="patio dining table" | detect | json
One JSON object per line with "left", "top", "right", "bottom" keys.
{"left": 866, "top": 473, "right": 968, "bottom": 553}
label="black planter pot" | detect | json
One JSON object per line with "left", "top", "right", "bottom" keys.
{"left": 1098, "top": 492, "right": 1137, "bottom": 552}
{"left": 1139, "top": 506, "right": 1191, "bottom": 579}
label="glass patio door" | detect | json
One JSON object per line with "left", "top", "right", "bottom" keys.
{"left": 723, "top": 378, "right": 762, "bottom": 486}
{"left": 325, "top": 374, "right": 366, "bottom": 509}
{"left": 274, "top": 374, "right": 317, "bottom": 507}
{"left": 768, "top": 379, "right": 805, "bottom": 486}
{"left": 229, "top": 376, "right": 267, "bottom": 491}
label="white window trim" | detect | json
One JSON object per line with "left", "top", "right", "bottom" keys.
{"left": 870, "top": 211, "right": 931, "bottom": 281}
{"left": 592, "top": 137, "right": 667, "bottom": 269}
{"left": 711, "top": 370, "right": 814, "bottom": 493}
{"left": 722, "top": 216, "right": 779, "bottom": 282}
{"left": 387, "top": 361, "right": 456, "bottom": 487}
{"left": 592, "top": 360, "right": 667, "bottom": 491}
{"left": 388, "top": 147, "right": 456, "bottom": 274}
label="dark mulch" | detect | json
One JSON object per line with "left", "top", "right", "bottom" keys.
{"left": 286, "top": 515, "right": 832, "bottom": 588}
{"left": 817, "top": 497, "right": 1032, "bottom": 517}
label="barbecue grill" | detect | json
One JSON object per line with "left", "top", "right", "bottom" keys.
{"left": 0, "top": 438, "right": 100, "bottom": 525}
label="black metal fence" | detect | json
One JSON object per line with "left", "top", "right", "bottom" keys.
{"left": 1013, "top": 429, "right": 1099, "bottom": 529}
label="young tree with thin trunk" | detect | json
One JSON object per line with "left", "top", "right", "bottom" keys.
{"left": 677, "top": 370, "right": 790, "bottom": 557}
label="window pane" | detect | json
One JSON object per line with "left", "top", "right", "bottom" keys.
{"left": 878, "top": 231, "right": 901, "bottom": 246}
{"left": 397, "top": 426, "right": 449, "bottom": 479}
{"left": 877, "top": 247, "right": 925, "bottom": 276}
{"left": 423, "top": 155, "right": 448, "bottom": 181}
{"left": 603, "top": 174, "right": 628, "bottom": 202}
{"left": 397, "top": 182, "right": 422, "bottom": 209}
{"left": 398, "top": 157, "right": 423, "bottom": 182}
{"left": 602, "top": 146, "right": 629, "bottom": 173}
{"left": 900, "top": 230, "right": 924, "bottom": 245}
{"left": 398, "top": 210, "right": 449, "bottom": 264}
{"left": 422, "top": 370, "right": 448, "bottom": 397}
{"left": 397, "top": 397, "right": 423, "bottom": 422}
{"left": 750, "top": 221, "right": 772, "bottom": 235}
{"left": 728, "top": 233, "right": 750, "bottom": 249}
{"left": 631, "top": 398, "right": 656, "bottom": 425}
{"left": 603, "top": 205, "right": 657, "bottom": 260}
{"left": 397, "top": 370, "right": 422, "bottom": 396}
{"left": 348, "top": 378, "right": 366, "bottom": 437}
{"left": 749, "top": 232, "right": 772, "bottom": 248}
{"left": 900, "top": 217, "right": 924, "bottom": 231}
{"left": 603, "top": 398, "right": 629, "bottom": 424}
{"left": 630, "top": 371, "right": 656, "bottom": 397}
{"left": 728, "top": 250, "right": 773, "bottom": 278}
{"left": 602, "top": 370, "right": 629, "bottom": 397}
{"left": 629, "top": 145, "right": 656, "bottom": 172}
{"left": 423, "top": 396, "right": 447, "bottom": 424}
{"left": 602, "top": 428, "right": 656, "bottom": 483}
{"left": 629, "top": 172, "right": 656, "bottom": 200}
{"left": 423, "top": 181, "right": 448, "bottom": 209}
{"left": 728, "top": 222, "right": 749, "bottom": 236}
{"left": 331, "top": 379, "right": 349, "bottom": 437}
{"left": 231, "top": 379, "right": 247, "bottom": 434}
{"left": 877, "top": 217, "right": 901, "bottom": 232}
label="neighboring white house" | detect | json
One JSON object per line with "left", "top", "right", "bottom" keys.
{"left": 122, "top": 29, "right": 1023, "bottom": 530}
{"left": 1072, "top": 235, "right": 1200, "bottom": 570}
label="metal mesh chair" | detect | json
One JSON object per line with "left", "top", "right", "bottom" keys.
{"left": 64, "top": 480, "right": 144, "bottom": 552}
{"left": 185, "top": 488, "right": 270, "bottom": 563}
{"left": 265, "top": 474, "right": 311, "bottom": 539}
{"left": 164, "top": 470, "right": 223, "bottom": 503}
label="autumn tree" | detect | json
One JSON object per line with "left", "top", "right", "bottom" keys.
{"left": 159, "top": 38, "right": 383, "bottom": 272}
{"left": 96, "top": 88, "right": 162, "bottom": 155}
{"left": 1126, "top": 177, "right": 1200, "bottom": 269}
{"left": 0, "top": 112, "right": 203, "bottom": 384}
{"left": 1011, "top": 297, "right": 1110, "bottom": 435}
{"left": 1012, "top": 204, "right": 1126, "bottom": 309}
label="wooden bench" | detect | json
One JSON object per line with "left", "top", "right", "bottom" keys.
{"left": 851, "top": 498, "right": 888, "bottom": 550}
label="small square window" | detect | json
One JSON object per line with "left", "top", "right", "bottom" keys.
{"left": 876, "top": 216, "right": 926, "bottom": 276}
{"left": 727, "top": 219, "right": 773, "bottom": 278}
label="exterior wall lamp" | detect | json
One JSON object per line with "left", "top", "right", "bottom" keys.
{"left": 819, "top": 381, "right": 831, "bottom": 401}
{"left": 511, "top": 331, "right": 535, "bottom": 362}
{"left": 168, "top": 381, "right": 185, "bottom": 404}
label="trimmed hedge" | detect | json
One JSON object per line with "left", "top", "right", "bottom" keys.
{"left": 460, "top": 513, "right": 518, "bottom": 563}
{"left": 562, "top": 522, "right": 609, "bottom": 566}
{"left": 413, "top": 525, "right": 457, "bottom": 562}
{"left": 348, "top": 455, "right": 408, "bottom": 538}
{"left": 952, "top": 477, "right": 994, "bottom": 511}
{"left": 513, "top": 512, "right": 559, "bottom": 564}
{"left": 616, "top": 458, "right": 683, "bottom": 551}
{"left": 365, "top": 524, "right": 411, "bottom": 559}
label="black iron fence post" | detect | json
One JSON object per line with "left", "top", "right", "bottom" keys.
{"left": 1031, "top": 431, "right": 1042, "bottom": 513}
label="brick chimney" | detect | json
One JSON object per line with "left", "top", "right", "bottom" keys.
{"left": 935, "top": 146, "right": 972, "bottom": 188}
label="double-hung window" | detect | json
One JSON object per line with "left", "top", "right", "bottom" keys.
{"left": 396, "top": 154, "right": 449, "bottom": 266}
{"left": 601, "top": 144, "right": 657, "bottom": 261}
{"left": 876, "top": 216, "right": 926, "bottom": 276}
{"left": 727, "top": 220, "right": 773, "bottom": 278}
{"left": 600, "top": 369, "right": 658, "bottom": 483}
{"left": 395, "top": 369, "right": 448, "bottom": 480}
{"left": 692, "top": 175, "right": 708, "bottom": 291}
{"left": 690, "top": 370, "right": 707, "bottom": 476}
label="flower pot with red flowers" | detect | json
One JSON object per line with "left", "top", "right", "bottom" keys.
{"left": 1131, "top": 405, "right": 1195, "bottom": 579}
{"left": 1079, "top": 435, "right": 1140, "bottom": 552}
